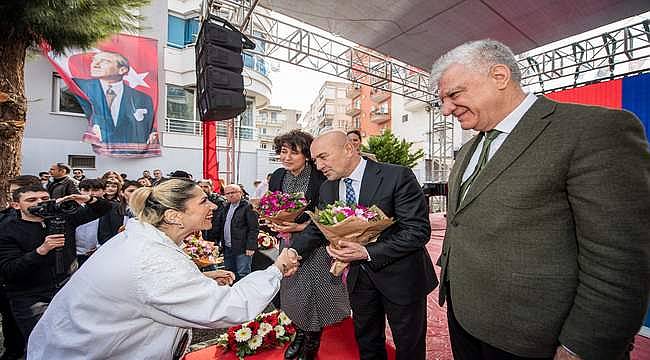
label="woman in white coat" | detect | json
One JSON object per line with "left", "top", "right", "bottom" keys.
{"left": 27, "top": 179, "right": 299, "bottom": 359}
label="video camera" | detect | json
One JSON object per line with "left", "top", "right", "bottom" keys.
{"left": 27, "top": 199, "right": 81, "bottom": 274}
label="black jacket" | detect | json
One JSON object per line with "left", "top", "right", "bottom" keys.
{"left": 0, "top": 207, "right": 18, "bottom": 229}
{"left": 206, "top": 199, "right": 259, "bottom": 254}
{"left": 46, "top": 176, "right": 79, "bottom": 199}
{"left": 291, "top": 160, "right": 437, "bottom": 305}
{"left": 0, "top": 198, "right": 112, "bottom": 296}
{"left": 97, "top": 202, "right": 126, "bottom": 245}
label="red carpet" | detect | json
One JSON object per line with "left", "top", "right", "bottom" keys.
{"left": 184, "top": 317, "right": 395, "bottom": 360}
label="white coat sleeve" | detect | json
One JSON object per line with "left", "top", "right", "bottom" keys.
{"left": 136, "top": 253, "right": 282, "bottom": 329}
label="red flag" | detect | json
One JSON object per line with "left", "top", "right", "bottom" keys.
{"left": 42, "top": 34, "right": 161, "bottom": 158}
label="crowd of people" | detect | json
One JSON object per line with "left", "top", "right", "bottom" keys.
{"left": 0, "top": 39, "right": 648, "bottom": 360}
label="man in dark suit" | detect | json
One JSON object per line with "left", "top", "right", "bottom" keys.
{"left": 207, "top": 184, "right": 259, "bottom": 281}
{"left": 290, "top": 130, "right": 437, "bottom": 360}
{"left": 73, "top": 51, "right": 155, "bottom": 144}
{"left": 433, "top": 39, "right": 649, "bottom": 360}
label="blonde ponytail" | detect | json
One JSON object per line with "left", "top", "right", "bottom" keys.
{"left": 128, "top": 179, "right": 199, "bottom": 227}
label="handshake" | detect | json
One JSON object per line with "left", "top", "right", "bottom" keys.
{"left": 273, "top": 248, "right": 301, "bottom": 277}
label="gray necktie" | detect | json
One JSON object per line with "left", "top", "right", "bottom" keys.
{"left": 459, "top": 130, "right": 501, "bottom": 204}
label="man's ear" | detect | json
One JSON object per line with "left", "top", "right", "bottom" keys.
{"left": 119, "top": 66, "right": 129, "bottom": 77}
{"left": 489, "top": 64, "right": 511, "bottom": 90}
{"left": 10, "top": 201, "right": 20, "bottom": 210}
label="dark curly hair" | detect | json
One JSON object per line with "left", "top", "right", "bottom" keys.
{"left": 273, "top": 129, "right": 314, "bottom": 160}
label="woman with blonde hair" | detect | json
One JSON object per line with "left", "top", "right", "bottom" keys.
{"left": 27, "top": 179, "right": 299, "bottom": 359}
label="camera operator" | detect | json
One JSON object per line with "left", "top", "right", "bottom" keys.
{"left": 0, "top": 184, "right": 112, "bottom": 340}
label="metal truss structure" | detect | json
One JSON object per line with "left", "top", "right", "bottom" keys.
{"left": 519, "top": 20, "right": 650, "bottom": 93}
{"left": 205, "top": 0, "right": 434, "bottom": 103}
{"left": 203, "top": 0, "right": 649, "bottom": 185}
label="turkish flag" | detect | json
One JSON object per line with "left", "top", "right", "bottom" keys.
{"left": 43, "top": 34, "right": 161, "bottom": 158}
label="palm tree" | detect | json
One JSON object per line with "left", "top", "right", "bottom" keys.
{"left": 0, "top": 0, "right": 149, "bottom": 207}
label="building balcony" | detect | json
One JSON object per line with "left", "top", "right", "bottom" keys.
{"left": 370, "top": 111, "right": 390, "bottom": 124}
{"left": 165, "top": 117, "right": 203, "bottom": 136}
{"left": 346, "top": 84, "right": 361, "bottom": 98}
{"left": 345, "top": 104, "right": 362, "bottom": 116}
{"left": 404, "top": 97, "right": 427, "bottom": 111}
{"left": 370, "top": 88, "right": 390, "bottom": 103}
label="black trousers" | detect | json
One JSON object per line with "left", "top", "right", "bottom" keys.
{"left": 9, "top": 289, "right": 57, "bottom": 342}
{"left": 0, "top": 286, "right": 24, "bottom": 356}
{"left": 446, "top": 293, "right": 552, "bottom": 360}
{"left": 349, "top": 269, "right": 427, "bottom": 360}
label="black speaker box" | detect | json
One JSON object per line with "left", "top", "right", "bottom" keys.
{"left": 198, "top": 89, "right": 246, "bottom": 122}
{"left": 195, "top": 16, "right": 254, "bottom": 122}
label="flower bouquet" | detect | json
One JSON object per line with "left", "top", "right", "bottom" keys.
{"left": 307, "top": 201, "right": 394, "bottom": 276}
{"left": 257, "top": 191, "right": 309, "bottom": 225}
{"left": 182, "top": 232, "right": 220, "bottom": 268}
{"left": 217, "top": 310, "right": 296, "bottom": 359}
{"left": 257, "top": 231, "right": 277, "bottom": 250}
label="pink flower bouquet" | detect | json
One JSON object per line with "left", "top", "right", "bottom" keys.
{"left": 257, "top": 191, "right": 308, "bottom": 225}
{"left": 307, "top": 201, "right": 394, "bottom": 276}
{"left": 182, "top": 232, "right": 219, "bottom": 268}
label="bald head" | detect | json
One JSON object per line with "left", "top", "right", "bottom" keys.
{"left": 311, "top": 130, "right": 361, "bottom": 181}
{"left": 224, "top": 184, "right": 243, "bottom": 204}
{"left": 314, "top": 130, "right": 348, "bottom": 148}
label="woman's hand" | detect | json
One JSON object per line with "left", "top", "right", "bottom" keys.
{"left": 269, "top": 221, "right": 309, "bottom": 233}
{"left": 274, "top": 248, "right": 301, "bottom": 277}
{"left": 203, "top": 270, "right": 236, "bottom": 286}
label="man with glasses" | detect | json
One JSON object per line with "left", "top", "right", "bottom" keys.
{"left": 206, "top": 184, "right": 259, "bottom": 281}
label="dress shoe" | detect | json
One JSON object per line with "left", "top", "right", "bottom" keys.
{"left": 297, "top": 330, "right": 322, "bottom": 360}
{"left": 284, "top": 328, "right": 305, "bottom": 359}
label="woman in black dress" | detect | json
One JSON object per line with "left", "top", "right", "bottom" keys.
{"left": 269, "top": 130, "right": 350, "bottom": 360}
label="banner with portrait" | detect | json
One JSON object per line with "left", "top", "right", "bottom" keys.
{"left": 42, "top": 34, "right": 161, "bottom": 158}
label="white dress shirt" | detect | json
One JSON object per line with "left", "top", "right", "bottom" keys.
{"left": 461, "top": 93, "right": 538, "bottom": 195}
{"left": 338, "top": 157, "right": 368, "bottom": 204}
{"left": 75, "top": 218, "right": 99, "bottom": 255}
{"left": 99, "top": 80, "right": 124, "bottom": 126}
{"left": 27, "top": 219, "right": 282, "bottom": 360}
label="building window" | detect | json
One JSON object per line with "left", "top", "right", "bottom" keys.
{"left": 166, "top": 85, "right": 199, "bottom": 135}
{"left": 52, "top": 74, "right": 84, "bottom": 115}
{"left": 377, "top": 102, "right": 389, "bottom": 114}
{"left": 270, "top": 112, "right": 277, "bottom": 122}
{"left": 68, "top": 155, "right": 95, "bottom": 169}
{"left": 236, "top": 98, "right": 255, "bottom": 140}
{"left": 353, "top": 116, "right": 360, "bottom": 129}
{"left": 242, "top": 53, "right": 268, "bottom": 77}
{"left": 402, "top": 114, "right": 409, "bottom": 123}
{"left": 261, "top": 143, "right": 268, "bottom": 149}
{"left": 168, "top": 15, "right": 199, "bottom": 48}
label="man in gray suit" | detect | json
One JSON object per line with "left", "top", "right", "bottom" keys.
{"left": 433, "top": 39, "right": 649, "bottom": 360}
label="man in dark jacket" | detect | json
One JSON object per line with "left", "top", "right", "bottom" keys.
{"left": 46, "top": 163, "right": 79, "bottom": 199}
{"left": 0, "top": 184, "right": 111, "bottom": 339}
{"left": 0, "top": 176, "right": 41, "bottom": 359}
{"left": 206, "top": 184, "right": 259, "bottom": 281}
